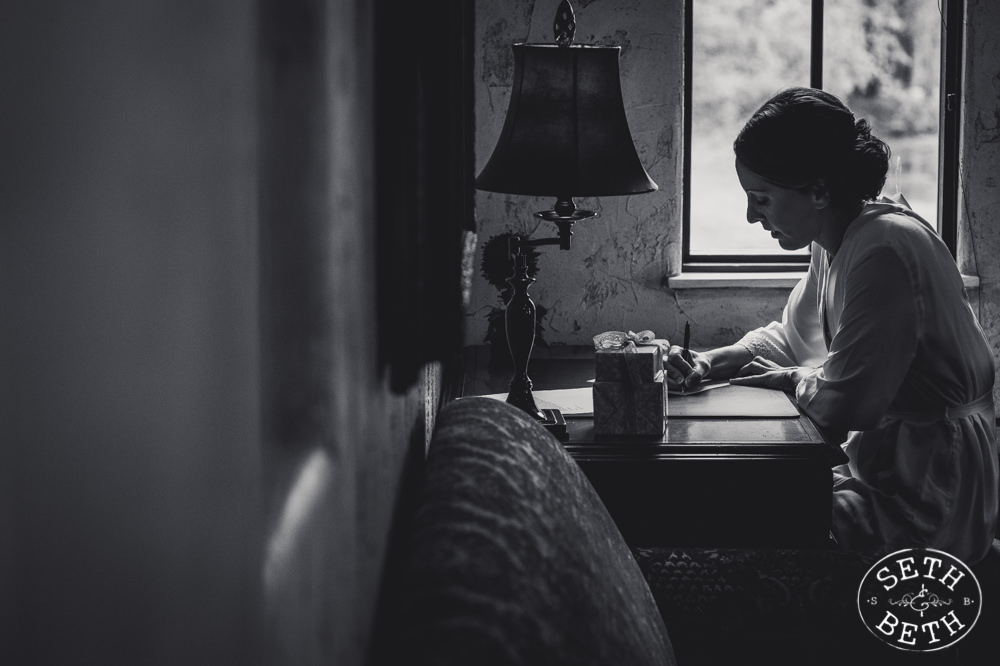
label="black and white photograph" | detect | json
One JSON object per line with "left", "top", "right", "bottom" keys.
{"left": 2, "top": 1, "right": 999, "bottom": 665}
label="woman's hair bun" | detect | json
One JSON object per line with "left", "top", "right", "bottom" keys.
{"left": 849, "top": 117, "right": 891, "bottom": 203}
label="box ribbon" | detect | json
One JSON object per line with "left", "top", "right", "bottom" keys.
{"left": 592, "top": 329, "right": 669, "bottom": 353}
{"left": 593, "top": 330, "right": 668, "bottom": 431}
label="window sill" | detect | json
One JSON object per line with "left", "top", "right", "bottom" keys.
{"left": 668, "top": 272, "right": 806, "bottom": 289}
{"left": 668, "top": 272, "right": 982, "bottom": 290}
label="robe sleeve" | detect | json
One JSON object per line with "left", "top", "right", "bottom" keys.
{"left": 737, "top": 244, "right": 828, "bottom": 368}
{"left": 795, "top": 244, "right": 920, "bottom": 430}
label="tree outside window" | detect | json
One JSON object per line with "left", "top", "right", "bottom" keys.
{"left": 689, "top": 0, "right": 942, "bottom": 258}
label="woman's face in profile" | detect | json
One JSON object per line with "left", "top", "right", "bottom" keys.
{"left": 735, "top": 159, "right": 822, "bottom": 251}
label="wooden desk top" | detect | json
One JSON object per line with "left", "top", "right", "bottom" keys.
{"left": 458, "top": 345, "right": 846, "bottom": 464}
{"left": 457, "top": 345, "right": 840, "bottom": 547}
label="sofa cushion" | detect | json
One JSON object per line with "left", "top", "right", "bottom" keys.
{"left": 393, "top": 396, "right": 676, "bottom": 666}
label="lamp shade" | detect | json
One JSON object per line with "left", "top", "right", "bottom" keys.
{"left": 476, "top": 43, "right": 657, "bottom": 198}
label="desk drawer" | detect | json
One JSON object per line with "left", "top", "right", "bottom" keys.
{"left": 574, "top": 454, "right": 832, "bottom": 549}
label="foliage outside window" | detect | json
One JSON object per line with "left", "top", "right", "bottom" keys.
{"left": 688, "top": 0, "right": 943, "bottom": 263}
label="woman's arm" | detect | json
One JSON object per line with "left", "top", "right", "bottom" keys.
{"left": 702, "top": 344, "right": 755, "bottom": 380}
{"left": 737, "top": 244, "right": 828, "bottom": 368}
{"left": 664, "top": 343, "right": 753, "bottom": 389}
{"left": 665, "top": 245, "right": 826, "bottom": 390}
{"left": 796, "top": 244, "right": 919, "bottom": 430}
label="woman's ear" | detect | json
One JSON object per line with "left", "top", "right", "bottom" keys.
{"left": 810, "top": 179, "right": 831, "bottom": 209}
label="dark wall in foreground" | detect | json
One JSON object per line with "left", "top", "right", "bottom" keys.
{"left": 0, "top": 1, "right": 435, "bottom": 664}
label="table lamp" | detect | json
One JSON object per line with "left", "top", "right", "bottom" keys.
{"left": 475, "top": 0, "right": 657, "bottom": 438}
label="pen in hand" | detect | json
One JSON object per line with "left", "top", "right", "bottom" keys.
{"left": 682, "top": 321, "right": 693, "bottom": 365}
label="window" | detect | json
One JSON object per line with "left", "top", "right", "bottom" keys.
{"left": 684, "top": 0, "right": 962, "bottom": 270}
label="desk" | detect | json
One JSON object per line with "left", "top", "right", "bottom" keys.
{"left": 456, "top": 345, "right": 842, "bottom": 549}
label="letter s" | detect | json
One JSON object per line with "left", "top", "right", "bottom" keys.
{"left": 877, "top": 566, "right": 898, "bottom": 591}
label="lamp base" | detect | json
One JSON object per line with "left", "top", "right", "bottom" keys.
{"left": 505, "top": 386, "right": 569, "bottom": 441}
{"left": 538, "top": 408, "right": 568, "bottom": 441}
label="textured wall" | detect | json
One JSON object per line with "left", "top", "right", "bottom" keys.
{"left": 258, "top": 1, "right": 434, "bottom": 665}
{"left": 961, "top": 0, "right": 1000, "bottom": 407}
{"left": 472, "top": 0, "right": 795, "bottom": 350}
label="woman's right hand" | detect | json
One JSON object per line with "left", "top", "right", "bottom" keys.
{"left": 664, "top": 345, "right": 712, "bottom": 391}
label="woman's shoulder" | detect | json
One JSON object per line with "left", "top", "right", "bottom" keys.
{"left": 838, "top": 198, "right": 960, "bottom": 296}
{"left": 845, "top": 198, "right": 941, "bottom": 251}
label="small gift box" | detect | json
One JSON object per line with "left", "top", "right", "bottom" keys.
{"left": 592, "top": 330, "right": 669, "bottom": 436}
{"left": 593, "top": 372, "right": 668, "bottom": 436}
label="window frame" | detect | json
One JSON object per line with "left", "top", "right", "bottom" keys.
{"left": 681, "top": 0, "right": 963, "bottom": 272}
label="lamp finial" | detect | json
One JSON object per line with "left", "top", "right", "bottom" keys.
{"left": 553, "top": 0, "right": 576, "bottom": 47}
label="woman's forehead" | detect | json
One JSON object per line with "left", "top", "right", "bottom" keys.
{"left": 735, "top": 160, "right": 770, "bottom": 190}
{"left": 735, "top": 158, "right": 809, "bottom": 192}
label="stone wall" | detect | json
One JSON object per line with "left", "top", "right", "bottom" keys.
{"left": 961, "top": 0, "right": 1000, "bottom": 408}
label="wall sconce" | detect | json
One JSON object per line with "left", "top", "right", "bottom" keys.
{"left": 476, "top": 0, "right": 657, "bottom": 438}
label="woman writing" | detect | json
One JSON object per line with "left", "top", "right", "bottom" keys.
{"left": 666, "top": 87, "right": 998, "bottom": 563}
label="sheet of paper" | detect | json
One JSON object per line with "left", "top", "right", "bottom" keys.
{"left": 484, "top": 383, "right": 799, "bottom": 418}
{"left": 590, "top": 377, "right": 730, "bottom": 396}
{"left": 667, "top": 379, "right": 730, "bottom": 396}
{"left": 482, "top": 388, "right": 594, "bottom": 416}
{"left": 668, "top": 383, "right": 800, "bottom": 418}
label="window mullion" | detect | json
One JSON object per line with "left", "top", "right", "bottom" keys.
{"left": 811, "top": 0, "right": 824, "bottom": 89}
{"left": 939, "top": 0, "right": 962, "bottom": 257}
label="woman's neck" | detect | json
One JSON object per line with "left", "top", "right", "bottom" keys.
{"left": 816, "top": 202, "right": 864, "bottom": 256}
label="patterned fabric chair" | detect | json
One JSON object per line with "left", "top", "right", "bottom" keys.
{"left": 390, "top": 396, "right": 677, "bottom": 666}
{"left": 386, "top": 394, "right": 1000, "bottom": 665}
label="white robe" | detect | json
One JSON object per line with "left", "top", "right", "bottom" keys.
{"left": 738, "top": 199, "right": 998, "bottom": 563}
